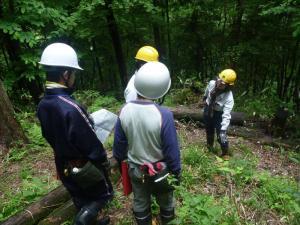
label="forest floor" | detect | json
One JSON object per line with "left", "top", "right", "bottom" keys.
{"left": 0, "top": 120, "right": 299, "bottom": 224}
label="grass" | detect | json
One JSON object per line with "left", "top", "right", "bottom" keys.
{"left": 175, "top": 143, "right": 300, "bottom": 225}
{"left": 1, "top": 94, "right": 299, "bottom": 224}
{"left": 0, "top": 112, "right": 58, "bottom": 222}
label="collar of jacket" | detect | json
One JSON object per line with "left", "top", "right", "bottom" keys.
{"left": 130, "top": 99, "right": 155, "bottom": 105}
{"left": 45, "top": 88, "right": 74, "bottom": 96}
{"left": 45, "top": 81, "right": 67, "bottom": 89}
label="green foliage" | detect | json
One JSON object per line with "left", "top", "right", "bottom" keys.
{"left": 173, "top": 186, "right": 239, "bottom": 225}
{"left": 73, "top": 90, "right": 122, "bottom": 113}
{"left": 0, "top": 175, "right": 58, "bottom": 221}
{"left": 217, "top": 157, "right": 257, "bottom": 187}
{"left": 60, "top": 221, "right": 72, "bottom": 225}
{"left": 234, "top": 89, "right": 293, "bottom": 118}
{"left": 3, "top": 111, "right": 48, "bottom": 163}
{"left": 17, "top": 112, "right": 47, "bottom": 147}
{"left": 103, "top": 134, "right": 114, "bottom": 150}
{"left": 168, "top": 88, "right": 199, "bottom": 105}
{"left": 0, "top": 0, "right": 70, "bottom": 94}
{"left": 287, "top": 114, "right": 300, "bottom": 139}
{"left": 182, "top": 146, "right": 217, "bottom": 181}
{"left": 4, "top": 144, "right": 27, "bottom": 162}
{"left": 250, "top": 172, "right": 300, "bottom": 224}
{"left": 107, "top": 191, "right": 123, "bottom": 210}
{"left": 288, "top": 151, "right": 300, "bottom": 164}
{"left": 0, "top": 0, "right": 299, "bottom": 111}
{"left": 260, "top": 0, "right": 300, "bottom": 38}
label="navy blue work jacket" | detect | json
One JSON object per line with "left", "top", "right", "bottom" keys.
{"left": 37, "top": 88, "right": 113, "bottom": 201}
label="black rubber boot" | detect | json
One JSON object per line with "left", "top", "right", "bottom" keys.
{"left": 73, "top": 202, "right": 103, "bottom": 225}
{"left": 134, "top": 210, "right": 152, "bottom": 225}
{"left": 207, "top": 134, "right": 215, "bottom": 152}
{"left": 160, "top": 208, "right": 175, "bottom": 225}
{"left": 220, "top": 138, "right": 229, "bottom": 156}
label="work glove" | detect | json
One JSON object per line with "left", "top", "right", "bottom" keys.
{"left": 219, "top": 130, "right": 228, "bottom": 145}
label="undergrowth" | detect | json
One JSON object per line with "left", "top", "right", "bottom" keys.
{"left": 73, "top": 90, "right": 122, "bottom": 113}
{"left": 1, "top": 93, "right": 299, "bottom": 224}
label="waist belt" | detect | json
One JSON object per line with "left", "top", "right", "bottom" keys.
{"left": 140, "top": 162, "right": 167, "bottom": 176}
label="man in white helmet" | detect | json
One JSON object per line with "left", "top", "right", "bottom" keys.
{"left": 124, "top": 46, "right": 159, "bottom": 103}
{"left": 37, "top": 43, "right": 113, "bottom": 225}
{"left": 113, "top": 62, "right": 181, "bottom": 225}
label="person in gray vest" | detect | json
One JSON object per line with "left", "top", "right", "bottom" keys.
{"left": 113, "top": 62, "right": 181, "bottom": 225}
{"left": 203, "top": 69, "right": 237, "bottom": 160}
{"left": 124, "top": 46, "right": 159, "bottom": 103}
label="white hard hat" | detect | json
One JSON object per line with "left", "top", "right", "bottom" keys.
{"left": 39, "top": 43, "right": 83, "bottom": 70}
{"left": 134, "top": 62, "right": 171, "bottom": 99}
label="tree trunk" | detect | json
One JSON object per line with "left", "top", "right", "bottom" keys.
{"left": 92, "top": 39, "right": 104, "bottom": 82}
{"left": 104, "top": 0, "right": 127, "bottom": 88}
{"left": 37, "top": 200, "right": 76, "bottom": 225}
{"left": 283, "top": 40, "right": 299, "bottom": 101}
{"left": 165, "top": 0, "right": 171, "bottom": 68}
{"left": 230, "top": 0, "right": 244, "bottom": 68}
{"left": 1, "top": 186, "right": 70, "bottom": 225}
{"left": 293, "top": 64, "right": 300, "bottom": 112}
{"left": 190, "top": 10, "right": 205, "bottom": 80}
{"left": 0, "top": 80, "right": 27, "bottom": 151}
{"left": 152, "top": 0, "right": 167, "bottom": 60}
{"left": 168, "top": 106, "right": 245, "bottom": 126}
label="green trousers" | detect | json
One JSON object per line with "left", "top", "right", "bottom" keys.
{"left": 128, "top": 163, "right": 175, "bottom": 213}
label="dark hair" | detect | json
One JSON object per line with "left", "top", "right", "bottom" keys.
{"left": 44, "top": 66, "right": 74, "bottom": 82}
{"left": 224, "top": 85, "right": 232, "bottom": 92}
{"left": 135, "top": 60, "right": 146, "bottom": 71}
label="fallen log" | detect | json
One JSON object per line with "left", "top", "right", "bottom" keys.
{"left": 228, "top": 126, "right": 299, "bottom": 149}
{"left": 37, "top": 200, "right": 76, "bottom": 225}
{"left": 168, "top": 106, "right": 245, "bottom": 126}
{"left": 1, "top": 185, "right": 71, "bottom": 225}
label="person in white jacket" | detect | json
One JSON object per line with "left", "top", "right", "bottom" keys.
{"left": 124, "top": 46, "right": 159, "bottom": 102}
{"left": 203, "top": 69, "right": 237, "bottom": 159}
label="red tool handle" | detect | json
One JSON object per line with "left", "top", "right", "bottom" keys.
{"left": 121, "top": 161, "right": 132, "bottom": 196}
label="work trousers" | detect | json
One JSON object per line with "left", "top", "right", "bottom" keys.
{"left": 203, "top": 106, "right": 229, "bottom": 152}
{"left": 128, "top": 163, "right": 175, "bottom": 213}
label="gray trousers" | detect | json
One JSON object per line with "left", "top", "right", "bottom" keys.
{"left": 128, "top": 163, "right": 175, "bottom": 213}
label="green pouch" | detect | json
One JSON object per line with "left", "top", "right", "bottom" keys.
{"left": 71, "top": 161, "right": 104, "bottom": 189}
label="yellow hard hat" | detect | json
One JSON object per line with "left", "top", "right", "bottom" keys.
{"left": 135, "top": 46, "right": 159, "bottom": 62}
{"left": 219, "top": 69, "right": 237, "bottom": 85}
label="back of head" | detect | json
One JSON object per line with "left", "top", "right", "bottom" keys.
{"left": 134, "top": 62, "right": 171, "bottom": 99}
{"left": 135, "top": 46, "right": 159, "bottom": 62}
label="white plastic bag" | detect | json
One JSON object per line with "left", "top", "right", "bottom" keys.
{"left": 90, "top": 109, "right": 118, "bottom": 143}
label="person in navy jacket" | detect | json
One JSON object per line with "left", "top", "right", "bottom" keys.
{"left": 37, "top": 43, "right": 112, "bottom": 225}
{"left": 113, "top": 62, "right": 181, "bottom": 225}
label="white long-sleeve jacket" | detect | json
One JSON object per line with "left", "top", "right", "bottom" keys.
{"left": 124, "top": 73, "right": 137, "bottom": 102}
{"left": 204, "top": 80, "right": 234, "bottom": 131}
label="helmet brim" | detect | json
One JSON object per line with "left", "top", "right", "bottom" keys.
{"left": 39, "top": 62, "right": 83, "bottom": 70}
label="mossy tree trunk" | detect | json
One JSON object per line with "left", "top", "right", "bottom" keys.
{"left": 0, "top": 80, "right": 27, "bottom": 151}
